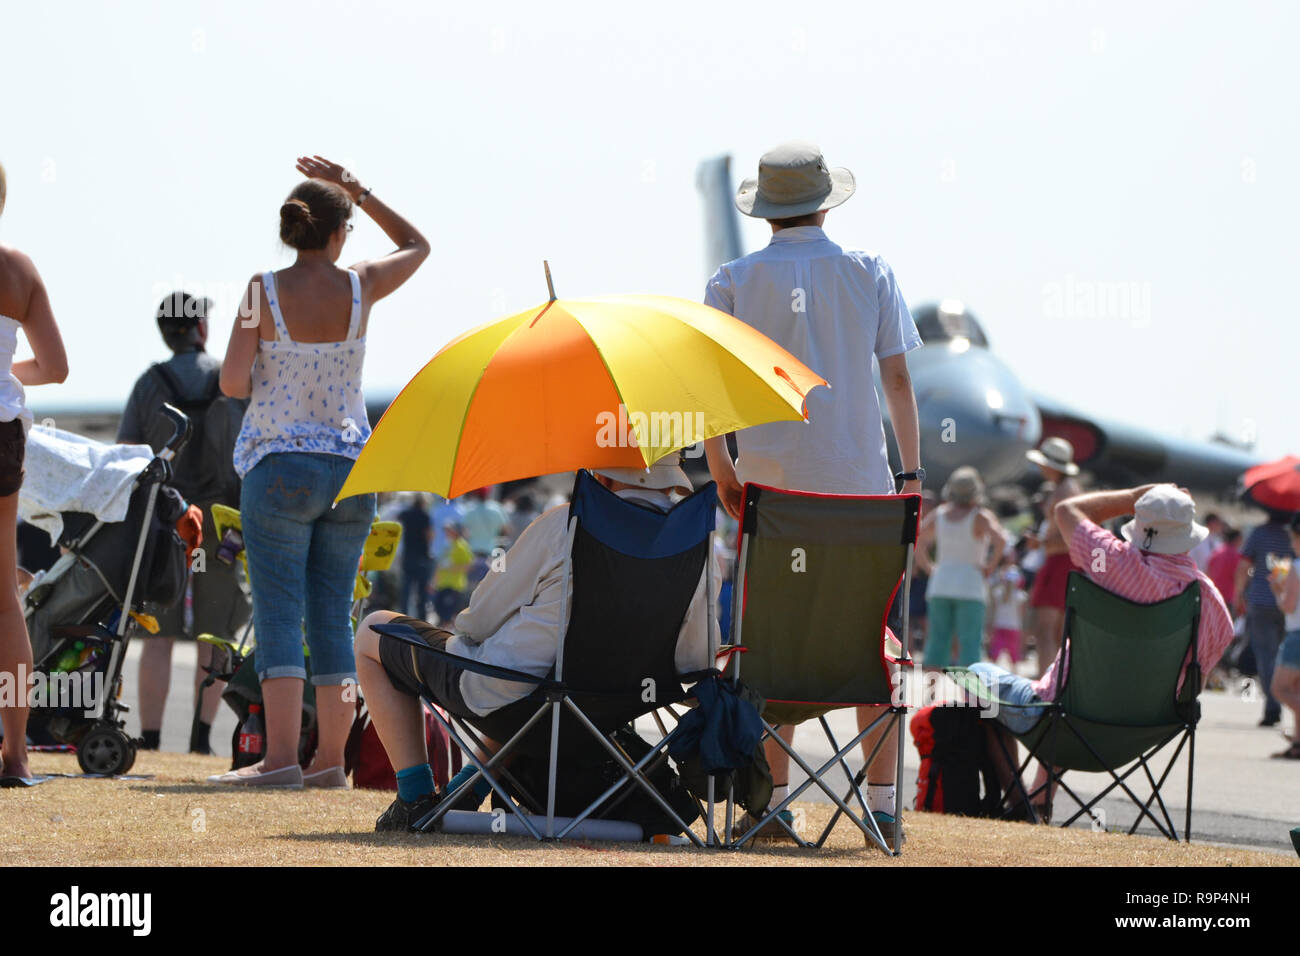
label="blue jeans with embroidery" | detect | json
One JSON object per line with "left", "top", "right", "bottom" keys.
{"left": 241, "top": 453, "right": 375, "bottom": 684}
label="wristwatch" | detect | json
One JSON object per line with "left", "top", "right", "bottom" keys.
{"left": 894, "top": 468, "right": 926, "bottom": 483}
{"left": 357, "top": 187, "right": 372, "bottom": 206}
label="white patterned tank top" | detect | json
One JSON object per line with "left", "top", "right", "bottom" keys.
{"left": 232, "top": 269, "right": 371, "bottom": 478}
{"left": 0, "top": 315, "right": 34, "bottom": 432}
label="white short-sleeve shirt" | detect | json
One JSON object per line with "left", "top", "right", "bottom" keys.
{"left": 704, "top": 226, "right": 922, "bottom": 495}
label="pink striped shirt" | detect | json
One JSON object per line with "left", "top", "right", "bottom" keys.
{"left": 1032, "top": 518, "right": 1234, "bottom": 700}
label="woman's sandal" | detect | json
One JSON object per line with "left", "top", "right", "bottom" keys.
{"left": 1270, "top": 741, "right": 1300, "bottom": 760}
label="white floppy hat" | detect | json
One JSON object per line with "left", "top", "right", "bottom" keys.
{"left": 1120, "top": 486, "right": 1210, "bottom": 555}
{"left": 735, "top": 141, "right": 856, "bottom": 220}
{"left": 1026, "top": 437, "right": 1080, "bottom": 476}
{"left": 590, "top": 457, "right": 692, "bottom": 497}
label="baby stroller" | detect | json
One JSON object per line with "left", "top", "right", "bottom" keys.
{"left": 19, "top": 405, "right": 192, "bottom": 775}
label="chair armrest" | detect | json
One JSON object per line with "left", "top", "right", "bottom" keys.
{"left": 372, "top": 620, "right": 561, "bottom": 692}
{"left": 944, "top": 667, "right": 1053, "bottom": 710}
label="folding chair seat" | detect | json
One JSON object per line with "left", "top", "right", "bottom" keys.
{"left": 374, "top": 469, "right": 720, "bottom": 843}
{"left": 725, "top": 483, "right": 921, "bottom": 854}
{"left": 948, "top": 571, "right": 1202, "bottom": 840}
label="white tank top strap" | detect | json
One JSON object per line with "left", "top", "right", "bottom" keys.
{"left": 345, "top": 270, "right": 363, "bottom": 341}
{"left": 262, "top": 271, "right": 293, "bottom": 342}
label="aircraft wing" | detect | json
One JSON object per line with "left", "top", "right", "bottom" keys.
{"left": 1031, "top": 392, "right": 1263, "bottom": 496}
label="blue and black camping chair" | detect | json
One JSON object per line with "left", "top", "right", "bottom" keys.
{"left": 375, "top": 469, "right": 721, "bottom": 843}
{"left": 724, "top": 483, "right": 921, "bottom": 854}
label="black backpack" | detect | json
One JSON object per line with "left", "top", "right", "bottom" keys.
{"left": 911, "top": 705, "right": 1005, "bottom": 817}
{"left": 147, "top": 362, "right": 245, "bottom": 507}
{"left": 492, "top": 725, "right": 700, "bottom": 838}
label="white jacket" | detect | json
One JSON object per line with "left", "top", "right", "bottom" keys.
{"left": 445, "top": 488, "right": 719, "bottom": 715}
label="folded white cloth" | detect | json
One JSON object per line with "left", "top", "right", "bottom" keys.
{"left": 18, "top": 426, "right": 154, "bottom": 544}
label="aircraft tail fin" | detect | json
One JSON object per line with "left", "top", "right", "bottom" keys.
{"left": 695, "top": 155, "right": 745, "bottom": 277}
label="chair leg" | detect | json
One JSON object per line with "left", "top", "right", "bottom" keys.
{"left": 545, "top": 701, "right": 562, "bottom": 838}
{"left": 1128, "top": 731, "right": 1191, "bottom": 839}
{"left": 557, "top": 698, "right": 706, "bottom": 846}
{"left": 737, "top": 716, "right": 891, "bottom": 852}
{"left": 995, "top": 725, "right": 1042, "bottom": 823}
{"left": 1049, "top": 719, "right": 1180, "bottom": 840}
{"left": 447, "top": 713, "right": 546, "bottom": 813}
{"left": 414, "top": 702, "right": 552, "bottom": 839}
{"left": 816, "top": 709, "right": 894, "bottom": 847}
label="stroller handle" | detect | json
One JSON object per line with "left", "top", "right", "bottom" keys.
{"left": 158, "top": 403, "right": 193, "bottom": 459}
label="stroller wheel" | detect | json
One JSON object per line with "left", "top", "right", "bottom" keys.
{"left": 122, "top": 738, "right": 138, "bottom": 774}
{"left": 77, "top": 726, "right": 134, "bottom": 776}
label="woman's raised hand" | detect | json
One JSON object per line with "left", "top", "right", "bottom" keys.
{"left": 295, "top": 155, "right": 363, "bottom": 201}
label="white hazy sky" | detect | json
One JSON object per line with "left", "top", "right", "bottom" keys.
{"left": 2, "top": 0, "right": 1296, "bottom": 458}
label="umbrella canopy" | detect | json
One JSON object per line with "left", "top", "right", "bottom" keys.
{"left": 1242, "top": 455, "right": 1300, "bottom": 513}
{"left": 337, "top": 293, "right": 827, "bottom": 500}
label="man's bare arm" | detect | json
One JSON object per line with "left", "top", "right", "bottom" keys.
{"left": 879, "top": 352, "right": 921, "bottom": 496}
{"left": 704, "top": 435, "right": 742, "bottom": 519}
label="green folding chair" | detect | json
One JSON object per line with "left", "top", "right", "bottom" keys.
{"left": 726, "top": 483, "right": 920, "bottom": 854}
{"left": 949, "top": 571, "right": 1202, "bottom": 841}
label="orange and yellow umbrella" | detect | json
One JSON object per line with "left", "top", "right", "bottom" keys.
{"left": 337, "top": 285, "right": 826, "bottom": 501}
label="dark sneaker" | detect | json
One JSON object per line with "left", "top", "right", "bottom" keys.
{"left": 871, "top": 811, "right": 906, "bottom": 850}
{"left": 375, "top": 793, "right": 437, "bottom": 833}
{"left": 732, "top": 809, "right": 800, "bottom": 845}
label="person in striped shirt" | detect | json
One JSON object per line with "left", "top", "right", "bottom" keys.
{"left": 969, "top": 484, "right": 1233, "bottom": 814}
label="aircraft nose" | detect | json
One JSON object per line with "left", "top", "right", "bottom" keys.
{"left": 912, "top": 350, "right": 1042, "bottom": 486}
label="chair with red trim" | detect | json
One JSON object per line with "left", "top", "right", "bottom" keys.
{"left": 725, "top": 482, "right": 920, "bottom": 853}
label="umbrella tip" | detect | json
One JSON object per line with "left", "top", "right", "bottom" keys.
{"left": 544, "top": 260, "right": 556, "bottom": 302}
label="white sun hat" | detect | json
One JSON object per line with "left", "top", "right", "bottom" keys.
{"left": 1120, "top": 485, "right": 1210, "bottom": 555}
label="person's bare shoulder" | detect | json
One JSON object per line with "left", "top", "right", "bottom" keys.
{"left": 0, "top": 243, "right": 37, "bottom": 317}
{"left": 1048, "top": 477, "right": 1080, "bottom": 504}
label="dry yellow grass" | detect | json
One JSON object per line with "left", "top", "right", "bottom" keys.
{"left": 3, "top": 752, "right": 1293, "bottom": 867}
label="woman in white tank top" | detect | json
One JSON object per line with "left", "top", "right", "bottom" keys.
{"left": 0, "top": 161, "right": 70, "bottom": 785}
{"left": 211, "top": 157, "right": 428, "bottom": 788}
{"left": 914, "top": 466, "right": 1006, "bottom": 670}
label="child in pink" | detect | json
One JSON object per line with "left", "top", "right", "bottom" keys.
{"left": 988, "top": 551, "right": 1026, "bottom": 665}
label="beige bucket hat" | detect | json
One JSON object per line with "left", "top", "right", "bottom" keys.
{"left": 1026, "top": 437, "right": 1080, "bottom": 476}
{"left": 735, "top": 141, "right": 856, "bottom": 219}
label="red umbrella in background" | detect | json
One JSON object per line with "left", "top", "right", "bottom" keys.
{"left": 1241, "top": 456, "right": 1300, "bottom": 512}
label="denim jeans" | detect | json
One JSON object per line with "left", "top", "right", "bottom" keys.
{"left": 967, "top": 661, "right": 1047, "bottom": 735}
{"left": 1247, "top": 606, "right": 1285, "bottom": 721}
{"left": 241, "top": 453, "right": 376, "bottom": 684}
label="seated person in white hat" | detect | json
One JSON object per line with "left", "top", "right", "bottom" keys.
{"left": 969, "top": 484, "right": 1234, "bottom": 813}
{"left": 355, "top": 459, "right": 717, "bottom": 831}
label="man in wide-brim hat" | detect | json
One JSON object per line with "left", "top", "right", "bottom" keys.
{"left": 702, "top": 141, "right": 924, "bottom": 847}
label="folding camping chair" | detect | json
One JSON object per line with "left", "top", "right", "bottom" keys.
{"left": 725, "top": 483, "right": 921, "bottom": 854}
{"left": 374, "top": 470, "right": 721, "bottom": 843}
{"left": 948, "top": 571, "right": 1202, "bottom": 841}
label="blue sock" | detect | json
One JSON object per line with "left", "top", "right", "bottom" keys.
{"left": 447, "top": 764, "right": 492, "bottom": 800}
{"left": 395, "top": 764, "right": 435, "bottom": 803}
